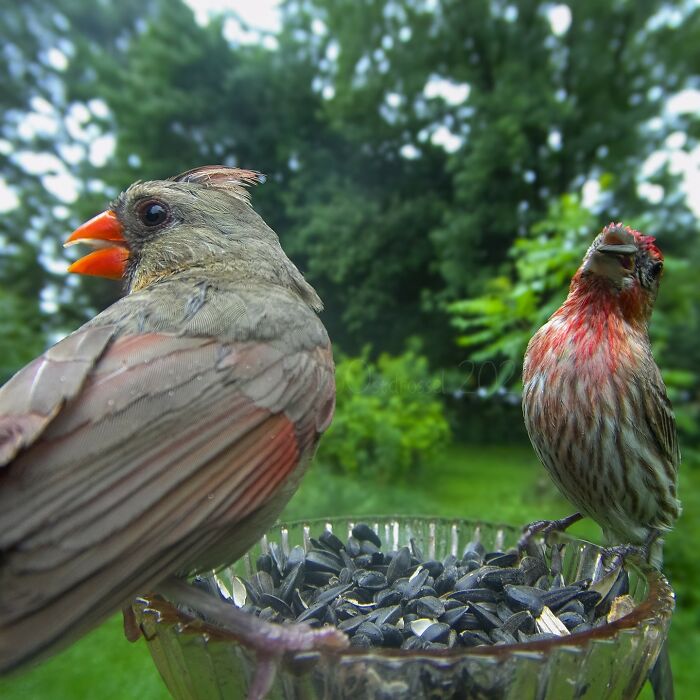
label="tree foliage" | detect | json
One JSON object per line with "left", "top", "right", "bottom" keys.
{"left": 1, "top": 0, "right": 699, "bottom": 425}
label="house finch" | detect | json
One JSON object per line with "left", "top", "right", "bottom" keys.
{"left": 522, "top": 222, "right": 680, "bottom": 698}
{"left": 0, "top": 166, "right": 344, "bottom": 684}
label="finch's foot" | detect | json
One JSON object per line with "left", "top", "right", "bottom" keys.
{"left": 518, "top": 512, "right": 583, "bottom": 552}
{"left": 601, "top": 543, "right": 644, "bottom": 573}
{"left": 159, "top": 576, "right": 348, "bottom": 700}
{"left": 603, "top": 530, "right": 664, "bottom": 570}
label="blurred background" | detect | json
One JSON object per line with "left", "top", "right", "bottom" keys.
{"left": 0, "top": 0, "right": 698, "bottom": 697}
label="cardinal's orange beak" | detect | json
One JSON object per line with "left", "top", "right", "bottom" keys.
{"left": 64, "top": 210, "right": 129, "bottom": 280}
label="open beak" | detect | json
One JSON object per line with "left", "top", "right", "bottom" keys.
{"left": 64, "top": 210, "right": 129, "bottom": 279}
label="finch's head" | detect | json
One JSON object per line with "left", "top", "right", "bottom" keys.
{"left": 579, "top": 223, "right": 664, "bottom": 303}
{"left": 64, "top": 165, "right": 322, "bottom": 308}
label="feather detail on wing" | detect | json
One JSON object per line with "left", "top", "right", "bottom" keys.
{"left": 640, "top": 364, "right": 680, "bottom": 474}
{"left": 0, "top": 330, "right": 334, "bottom": 673}
{"left": 0, "top": 326, "right": 115, "bottom": 465}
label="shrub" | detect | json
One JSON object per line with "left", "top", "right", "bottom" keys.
{"left": 317, "top": 344, "right": 451, "bottom": 481}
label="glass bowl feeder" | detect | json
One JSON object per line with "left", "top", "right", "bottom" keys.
{"left": 133, "top": 517, "right": 674, "bottom": 699}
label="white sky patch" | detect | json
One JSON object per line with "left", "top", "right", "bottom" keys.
{"left": 46, "top": 48, "right": 68, "bottom": 71}
{"left": 0, "top": 178, "right": 20, "bottom": 213}
{"left": 65, "top": 103, "right": 92, "bottom": 142}
{"left": 88, "top": 98, "right": 110, "bottom": 119}
{"left": 582, "top": 179, "right": 601, "bottom": 209}
{"left": 638, "top": 182, "right": 665, "bottom": 204}
{"left": 642, "top": 150, "right": 667, "bottom": 178}
{"left": 548, "top": 130, "right": 562, "bottom": 151}
{"left": 186, "top": 0, "right": 281, "bottom": 32}
{"left": 326, "top": 41, "right": 340, "bottom": 62}
{"left": 386, "top": 92, "right": 402, "bottom": 109}
{"left": 640, "top": 88, "right": 700, "bottom": 217}
{"left": 58, "top": 142, "right": 85, "bottom": 165}
{"left": 53, "top": 205, "right": 70, "bottom": 220}
{"left": 18, "top": 112, "right": 59, "bottom": 140}
{"left": 668, "top": 147, "right": 700, "bottom": 217}
{"left": 42, "top": 173, "right": 79, "bottom": 203}
{"left": 424, "top": 77, "right": 470, "bottom": 106}
{"left": 666, "top": 131, "right": 686, "bottom": 150}
{"left": 223, "top": 17, "right": 260, "bottom": 45}
{"left": 503, "top": 5, "right": 518, "bottom": 22}
{"left": 548, "top": 5, "right": 572, "bottom": 36}
{"left": 400, "top": 144, "right": 420, "bottom": 160}
{"left": 431, "top": 125, "right": 462, "bottom": 153}
{"left": 30, "top": 96, "right": 55, "bottom": 114}
{"left": 14, "top": 151, "right": 64, "bottom": 175}
{"left": 89, "top": 133, "right": 116, "bottom": 167}
{"left": 667, "top": 88, "right": 700, "bottom": 115}
{"left": 13, "top": 151, "right": 80, "bottom": 203}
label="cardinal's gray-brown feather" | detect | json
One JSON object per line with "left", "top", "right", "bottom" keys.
{"left": 0, "top": 277, "right": 333, "bottom": 673}
{"left": 0, "top": 326, "right": 115, "bottom": 465}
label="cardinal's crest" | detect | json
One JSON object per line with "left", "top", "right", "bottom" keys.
{"left": 171, "top": 165, "right": 265, "bottom": 203}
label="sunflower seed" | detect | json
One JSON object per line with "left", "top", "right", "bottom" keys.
{"left": 421, "top": 622, "right": 451, "bottom": 643}
{"left": 355, "top": 621, "right": 384, "bottom": 645}
{"left": 380, "top": 623, "right": 404, "bottom": 647}
{"left": 416, "top": 596, "right": 445, "bottom": 618}
{"left": 208, "top": 523, "right": 639, "bottom": 653}
{"left": 536, "top": 605, "right": 570, "bottom": 636}
{"left": 319, "top": 530, "right": 345, "bottom": 553}
{"left": 352, "top": 523, "right": 381, "bottom": 548}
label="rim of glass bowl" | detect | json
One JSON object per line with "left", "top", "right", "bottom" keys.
{"left": 135, "top": 515, "right": 675, "bottom": 660}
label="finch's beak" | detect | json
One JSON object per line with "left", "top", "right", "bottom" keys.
{"left": 597, "top": 243, "right": 637, "bottom": 256}
{"left": 64, "top": 210, "right": 129, "bottom": 279}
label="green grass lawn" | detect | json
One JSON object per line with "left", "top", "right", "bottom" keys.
{"left": 1, "top": 444, "right": 697, "bottom": 699}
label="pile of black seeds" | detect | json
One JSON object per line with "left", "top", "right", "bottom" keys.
{"left": 198, "top": 523, "right": 631, "bottom": 651}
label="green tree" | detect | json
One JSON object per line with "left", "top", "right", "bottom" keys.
{"left": 281, "top": 0, "right": 699, "bottom": 354}
{"left": 0, "top": 0, "right": 165, "bottom": 373}
{"left": 449, "top": 191, "right": 700, "bottom": 444}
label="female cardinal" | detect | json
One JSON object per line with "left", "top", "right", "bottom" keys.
{"left": 0, "top": 166, "right": 343, "bottom": 680}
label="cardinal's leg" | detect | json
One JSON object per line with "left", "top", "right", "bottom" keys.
{"left": 122, "top": 605, "right": 142, "bottom": 642}
{"left": 159, "top": 576, "right": 348, "bottom": 700}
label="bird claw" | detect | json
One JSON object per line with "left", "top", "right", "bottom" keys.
{"left": 518, "top": 512, "right": 583, "bottom": 553}
{"left": 601, "top": 543, "right": 648, "bottom": 571}
{"left": 159, "top": 577, "right": 348, "bottom": 700}
{"left": 244, "top": 623, "right": 347, "bottom": 700}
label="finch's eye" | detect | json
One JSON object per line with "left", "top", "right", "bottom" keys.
{"left": 137, "top": 200, "right": 169, "bottom": 227}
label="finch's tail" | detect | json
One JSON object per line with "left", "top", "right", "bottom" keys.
{"left": 647, "top": 537, "right": 673, "bottom": 700}
{"left": 650, "top": 640, "right": 674, "bottom": 700}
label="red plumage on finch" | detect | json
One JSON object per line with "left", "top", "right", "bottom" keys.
{"left": 522, "top": 223, "right": 681, "bottom": 567}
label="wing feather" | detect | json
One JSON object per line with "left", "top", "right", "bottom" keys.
{"left": 0, "top": 328, "right": 334, "bottom": 672}
{"left": 0, "top": 326, "right": 115, "bottom": 464}
{"left": 639, "top": 364, "right": 680, "bottom": 474}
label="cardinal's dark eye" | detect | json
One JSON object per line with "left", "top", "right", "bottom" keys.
{"left": 137, "top": 200, "right": 169, "bottom": 227}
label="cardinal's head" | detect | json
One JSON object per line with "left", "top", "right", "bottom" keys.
{"left": 64, "top": 165, "right": 322, "bottom": 309}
